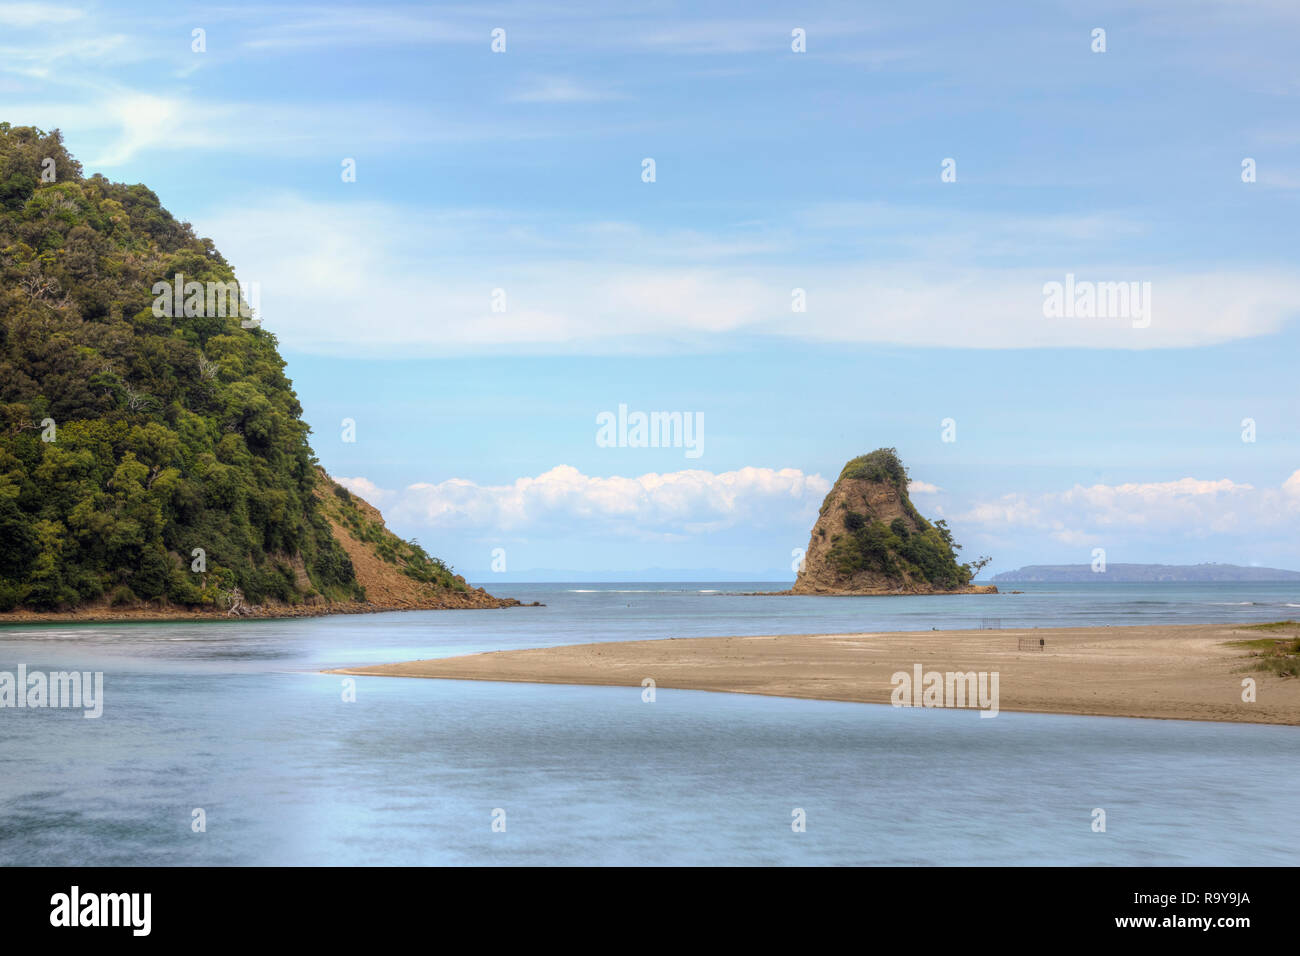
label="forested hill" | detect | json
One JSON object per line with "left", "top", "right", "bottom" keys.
{"left": 0, "top": 124, "right": 506, "bottom": 615}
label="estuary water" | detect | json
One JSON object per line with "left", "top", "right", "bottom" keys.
{"left": 1, "top": 582, "right": 1298, "bottom": 866}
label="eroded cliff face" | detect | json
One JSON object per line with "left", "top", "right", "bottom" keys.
{"left": 313, "top": 471, "right": 519, "bottom": 611}
{"left": 791, "top": 450, "right": 995, "bottom": 596}
{"left": 794, "top": 476, "right": 914, "bottom": 593}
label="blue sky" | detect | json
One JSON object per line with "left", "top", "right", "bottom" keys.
{"left": 5, "top": 1, "right": 1299, "bottom": 578}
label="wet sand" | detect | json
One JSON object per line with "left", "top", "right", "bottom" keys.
{"left": 329, "top": 623, "right": 1300, "bottom": 725}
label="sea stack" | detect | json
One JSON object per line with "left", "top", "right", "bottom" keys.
{"left": 792, "top": 448, "right": 996, "bottom": 595}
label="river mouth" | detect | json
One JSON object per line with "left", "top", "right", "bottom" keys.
{"left": 2, "top": 582, "right": 1298, "bottom": 866}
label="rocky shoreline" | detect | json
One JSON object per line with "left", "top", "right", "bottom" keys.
{"left": 0, "top": 589, "right": 538, "bottom": 625}
{"left": 753, "top": 584, "right": 998, "bottom": 596}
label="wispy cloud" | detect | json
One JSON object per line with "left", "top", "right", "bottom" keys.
{"left": 509, "top": 76, "right": 619, "bottom": 103}
{"left": 635, "top": 18, "right": 875, "bottom": 55}
{"left": 5, "top": 87, "right": 547, "bottom": 166}
{"left": 0, "top": 3, "right": 85, "bottom": 27}
{"left": 194, "top": 194, "right": 1300, "bottom": 356}
{"left": 235, "top": 9, "right": 478, "bottom": 50}
{"left": 0, "top": 32, "right": 129, "bottom": 78}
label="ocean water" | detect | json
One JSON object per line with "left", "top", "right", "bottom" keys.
{"left": 1, "top": 582, "right": 1298, "bottom": 866}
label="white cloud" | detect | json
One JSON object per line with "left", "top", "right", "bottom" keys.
{"left": 333, "top": 476, "right": 394, "bottom": 507}
{"left": 958, "top": 471, "right": 1300, "bottom": 546}
{"left": 339, "top": 465, "right": 831, "bottom": 540}
{"left": 908, "top": 480, "right": 941, "bottom": 494}
{"left": 192, "top": 194, "right": 1300, "bottom": 356}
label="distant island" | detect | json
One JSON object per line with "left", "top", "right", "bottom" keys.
{"left": 993, "top": 563, "right": 1300, "bottom": 583}
{"left": 791, "top": 448, "right": 994, "bottom": 595}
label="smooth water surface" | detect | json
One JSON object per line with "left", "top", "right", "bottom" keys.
{"left": 2, "top": 582, "right": 1297, "bottom": 865}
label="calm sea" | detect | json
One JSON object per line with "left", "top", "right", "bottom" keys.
{"left": 1, "top": 582, "right": 1298, "bottom": 865}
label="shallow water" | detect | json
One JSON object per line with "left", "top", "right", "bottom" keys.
{"left": 1, "top": 582, "right": 1297, "bottom": 865}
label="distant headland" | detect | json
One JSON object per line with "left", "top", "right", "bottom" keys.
{"left": 993, "top": 563, "right": 1300, "bottom": 583}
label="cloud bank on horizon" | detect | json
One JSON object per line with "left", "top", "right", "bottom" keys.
{"left": 338, "top": 466, "right": 831, "bottom": 538}
{"left": 335, "top": 467, "right": 1300, "bottom": 577}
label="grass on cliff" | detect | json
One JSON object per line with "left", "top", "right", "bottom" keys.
{"left": 320, "top": 482, "right": 467, "bottom": 593}
{"left": 838, "top": 448, "right": 909, "bottom": 487}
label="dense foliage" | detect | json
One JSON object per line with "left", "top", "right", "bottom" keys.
{"left": 0, "top": 124, "right": 362, "bottom": 610}
{"left": 838, "top": 448, "right": 909, "bottom": 487}
{"left": 825, "top": 447, "right": 988, "bottom": 588}
{"left": 829, "top": 512, "right": 972, "bottom": 588}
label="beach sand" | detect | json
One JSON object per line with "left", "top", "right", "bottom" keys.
{"left": 329, "top": 623, "right": 1300, "bottom": 725}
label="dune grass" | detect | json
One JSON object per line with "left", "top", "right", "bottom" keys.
{"left": 1229, "top": 622, "right": 1300, "bottom": 677}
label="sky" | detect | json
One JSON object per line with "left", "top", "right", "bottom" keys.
{"left": 4, "top": 1, "right": 1299, "bottom": 579}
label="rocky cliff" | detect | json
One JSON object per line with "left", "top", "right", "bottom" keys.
{"left": 792, "top": 449, "right": 994, "bottom": 595}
